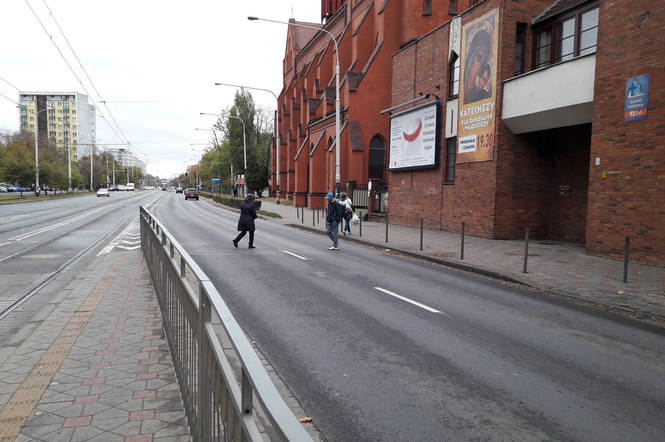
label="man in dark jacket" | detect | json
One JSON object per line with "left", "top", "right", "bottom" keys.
{"left": 233, "top": 194, "right": 258, "bottom": 249}
{"left": 325, "top": 192, "right": 344, "bottom": 250}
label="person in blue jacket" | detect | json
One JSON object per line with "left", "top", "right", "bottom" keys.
{"left": 325, "top": 192, "right": 344, "bottom": 250}
{"left": 233, "top": 194, "right": 258, "bottom": 249}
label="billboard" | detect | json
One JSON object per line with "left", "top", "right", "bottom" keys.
{"left": 458, "top": 8, "right": 499, "bottom": 163}
{"left": 389, "top": 100, "right": 440, "bottom": 171}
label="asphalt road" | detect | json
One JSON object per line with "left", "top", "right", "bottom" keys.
{"left": 152, "top": 193, "right": 665, "bottom": 442}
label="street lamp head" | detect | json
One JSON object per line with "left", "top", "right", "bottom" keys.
{"left": 248, "top": 16, "right": 258, "bottom": 21}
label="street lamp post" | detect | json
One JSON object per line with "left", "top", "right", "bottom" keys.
{"left": 248, "top": 16, "right": 341, "bottom": 195}
{"left": 215, "top": 83, "right": 281, "bottom": 202}
{"left": 30, "top": 109, "right": 49, "bottom": 196}
{"left": 200, "top": 112, "right": 247, "bottom": 197}
{"left": 90, "top": 142, "right": 94, "bottom": 192}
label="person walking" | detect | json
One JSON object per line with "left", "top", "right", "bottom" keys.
{"left": 233, "top": 194, "right": 258, "bottom": 249}
{"left": 325, "top": 192, "right": 344, "bottom": 250}
{"left": 339, "top": 192, "right": 354, "bottom": 235}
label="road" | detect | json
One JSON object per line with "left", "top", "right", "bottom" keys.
{"left": 0, "top": 190, "right": 162, "bottom": 348}
{"left": 151, "top": 193, "right": 665, "bottom": 442}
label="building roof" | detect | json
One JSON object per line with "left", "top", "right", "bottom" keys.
{"left": 290, "top": 19, "right": 322, "bottom": 50}
{"left": 532, "top": 0, "right": 596, "bottom": 25}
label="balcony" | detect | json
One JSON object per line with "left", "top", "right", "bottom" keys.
{"left": 502, "top": 54, "right": 595, "bottom": 134}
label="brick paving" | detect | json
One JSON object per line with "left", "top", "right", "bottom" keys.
{"left": 0, "top": 249, "right": 189, "bottom": 442}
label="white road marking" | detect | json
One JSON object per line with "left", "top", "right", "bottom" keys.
{"left": 0, "top": 241, "right": 10, "bottom": 248}
{"left": 97, "top": 217, "right": 139, "bottom": 256}
{"left": 10, "top": 206, "right": 107, "bottom": 241}
{"left": 279, "top": 250, "right": 308, "bottom": 260}
{"left": 117, "top": 245, "right": 141, "bottom": 251}
{"left": 374, "top": 287, "right": 444, "bottom": 314}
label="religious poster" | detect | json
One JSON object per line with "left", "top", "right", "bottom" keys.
{"left": 458, "top": 8, "right": 499, "bottom": 163}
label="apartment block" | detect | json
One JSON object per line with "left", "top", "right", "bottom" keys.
{"left": 19, "top": 92, "right": 96, "bottom": 160}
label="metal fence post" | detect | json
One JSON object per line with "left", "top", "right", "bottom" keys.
{"left": 420, "top": 218, "right": 424, "bottom": 251}
{"left": 623, "top": 236, "right": 630, "bottom": 283}
{"left": 523, "top": 228, "right": 530, "bottom": 273}
{"left": 461, "top": 221, "right": 465, "bottom": 260}
{"left": 198, "top": 286, "right": 211, "bottom": 442}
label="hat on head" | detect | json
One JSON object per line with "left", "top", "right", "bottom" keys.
{"left": 247, "top": 194, "right": 255, "bottom": 200}
{"left": 325, "top": 192, "right": 334, "bottom": 199}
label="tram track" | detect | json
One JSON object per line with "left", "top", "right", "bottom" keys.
{"left": 0, "top": 194, "right": 166, "bottom": 320}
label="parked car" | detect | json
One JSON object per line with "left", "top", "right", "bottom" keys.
{"left": 184, "top": 188, "right": 199, "bottom": 200}
{"left": 97, "top": 188, "right": 110, "bottom": 197}
{"left": 0, "top": 184, "right": 7, "bottom": 193}
{"left": 175, "top": 187, "right": 183, "bottom": 194}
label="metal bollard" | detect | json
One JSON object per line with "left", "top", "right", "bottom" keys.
{"left": 302, "top": 207, "right": 305, "bottom": 224}
{"left": 523, "top": 228, "right": 530, "bottom": 273}
{"left": 317, "top": 207, "right": 320, "bottom": 224}
{"left": 461, "top": 221, "right": 465, "bottom": 260}
{"left": 385, "top": 214, "right": 389, "bottom": 243}
{"left": 623, "top": 236, "right": 630, "bottom": 283}
{"left": 420, "top": 218, "right": 424, "bottom": 251}
{"left": 359, "top": 215, "right": 362, "bottom": 237}
{"left": 313, "top": 209, "right": 315, "bottom": 226}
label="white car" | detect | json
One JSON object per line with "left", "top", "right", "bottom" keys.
{"left": 97, "top": 188, "right": 110, "bottom": 197}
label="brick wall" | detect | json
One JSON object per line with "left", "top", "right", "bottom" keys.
{"left": 587, "top": 0, "right": 665, "bottom": 265}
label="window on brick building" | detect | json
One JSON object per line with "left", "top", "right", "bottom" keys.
{"left": 368, "top": 135, "right": 386, "bottom": 181}
{"left": 514, "top": 23, "right": 526, "bottom": 76}
{"left": 449, "top": 53, "right": 460, "bottom": 98}
{"left": 423, "top": 0, "right": 432, "bottom": 16}
{"left": 446, "top": 138, "right": 456, "bottom": 183}
{"left": 534, "top": 4, "right": 599, "bottom": 69}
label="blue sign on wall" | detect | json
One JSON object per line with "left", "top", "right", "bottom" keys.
{"left": 212, "top": 178, "right": 220, "bottom": 184}
{"left": 624, "top": 74, "right": 649, "bottom": 121}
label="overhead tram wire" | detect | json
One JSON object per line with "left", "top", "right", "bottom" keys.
{"left": 25, "top": 0, "right": 144, "bottom": 160}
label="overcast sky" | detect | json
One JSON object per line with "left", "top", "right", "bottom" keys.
{"left": 0, "top": 0, "right": 321, "bottom": 179}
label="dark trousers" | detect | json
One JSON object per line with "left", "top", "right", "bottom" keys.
{"left": 234, "top": 230, "right": 254, "bottom": 246}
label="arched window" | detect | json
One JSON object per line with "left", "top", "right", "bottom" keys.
{"left": 449, "top": 53, "right": 460, "bottom": 98}
{"left": 368, "top": 135, "right": 386, "bottom": 181}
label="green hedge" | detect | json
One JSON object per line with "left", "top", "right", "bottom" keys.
{"left": 199, "top": 192, "right": 262, "bottom": 210}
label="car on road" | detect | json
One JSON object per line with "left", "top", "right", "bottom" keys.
{"left": 184, "top": 188, "right": 199, "bottom": 200}
{"left": 97, "top": 188, "right": 110, "bottom": 197}
{"left": 175, "top": 187, "right": 183, "bottom": 194}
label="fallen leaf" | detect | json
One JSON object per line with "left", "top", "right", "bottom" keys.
{"left": 299, "top": 417, "right": 313, "bottom": 423}
{"left": 617, "top": 291, "right": 624, "bottom": 294}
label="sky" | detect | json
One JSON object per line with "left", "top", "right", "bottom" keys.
{"left": 0, "top": 0, "right": 321, "bottom": 179}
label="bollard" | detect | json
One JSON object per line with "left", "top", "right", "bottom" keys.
{"left": 385, "top": 214, "right": 389, "bottom": 243}
{"left": 523, "top": 228, "right": 530, "bottom": 273}
{"left": 420, "top": 218, "right": 424, "bottom": 251}
{"left": 623, "top": 236, "right": 630, "bottom": 283}
{"left": 313, "top": 209, "right": 315, "bottom": 227}
{"left": 461, "top": 221, "right": 465, "bottom": 260}
{"left": 359, "top": 215, "right": 362, "bottom": 237}
{"left": 317, "top": 207, "right": 320, "bottom": 224}
{"left": 302, "top": 207, "right": 305, "bottom": 224}
{"left": 296, "top": 206, "right": 299, "bottom": 218}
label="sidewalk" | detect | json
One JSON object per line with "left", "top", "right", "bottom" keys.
{"left": 0, "top": 248, "right": 189, "bottom": 442}
{"left": 259, "top": 199, "right": 665, "bottom": 327}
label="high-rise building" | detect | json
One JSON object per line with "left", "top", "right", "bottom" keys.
{"left": 106, "top": 147, "right": 146, "bottom": 174}
{"left": 18, "top": 92, "right": 96, "bottom": 160}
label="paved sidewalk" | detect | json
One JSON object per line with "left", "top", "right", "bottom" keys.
{"left": 0, "top": 249, "right": 189, "bottom": 442}
{"left": 258, "top": 199, "right": 665, "bottom": 326}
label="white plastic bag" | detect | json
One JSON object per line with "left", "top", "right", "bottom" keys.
{"left": 352, "top": 213, "right": 360, "bottom": 225}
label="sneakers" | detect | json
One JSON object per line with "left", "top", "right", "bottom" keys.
{"left": 329, "top": 246, "right": 338, "bottom": 250}
{"left": 342, "top": 231, "right": 346, "bottom": 236}
{"left": 232, "top": 239, "right": 238, "bottom": 248}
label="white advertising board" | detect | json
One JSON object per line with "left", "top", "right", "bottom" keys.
{"left": 389, "top": 101, "right": 439, "bottom": 171}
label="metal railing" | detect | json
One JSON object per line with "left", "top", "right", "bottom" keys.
{"left": 140, "top": 206, "right": 314, "bottom": 442}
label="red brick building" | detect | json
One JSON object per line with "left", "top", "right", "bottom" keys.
{"left": 275, "top": 0, "right": 471, "bottom": 208}
{"left": 389, "top": 0, "right": 664, "bottom": 266}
